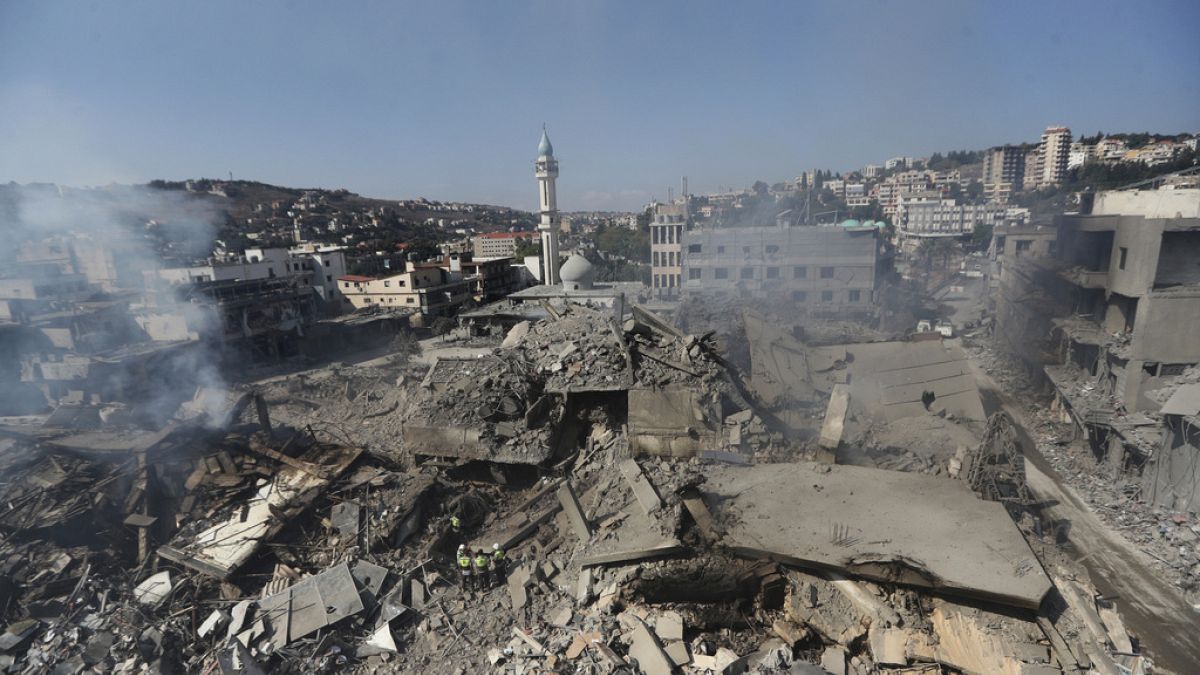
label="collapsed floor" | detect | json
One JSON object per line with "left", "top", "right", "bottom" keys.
{"left": 0, "top": 303, "right": 1160, "bottom": 674}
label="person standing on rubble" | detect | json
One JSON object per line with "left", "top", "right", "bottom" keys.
{"left": 457, "top": 544, "right": 474, "bottom": 590}
{"left": 449, "top": 514, "right": 461, "bottom": 544}
{"left": 491, "top": 543, "right": 506, "bottom": 584}
{"left": 473, "top": 548, "right": 491, "bottom": 589}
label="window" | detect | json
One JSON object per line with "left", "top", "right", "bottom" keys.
{"left": 326, "top": 274, "right": 332, "bottom": 282}
{"left": 791, "top": 291, "right": 807, "bottom": 302}
{"left": 714, "top": 267, "right": 729, "bottom": 279}
{"left": 793, "top": 266, "right": 807, "bottom": 279}
{"left": 407, "top": 297, "right": 415, "bottom": 304}
{"left": 688, "top": 244, "right": 702, "bottom": 253}
{"left": 384, "top": 280, "right": 391, "bottom": 287}
{"left": 1119, "top": 247, "right": 1128, "bottom": 270}
{"left": 653, "top": 252, "right": 660, "bottom": 266}
{"left": 323, "top": 260, "right": 330, "bottom": 267}
{"left": 717, "top": 246, "right": 725, "bottom": 254}
{"left": 742, "top": 246, "right": 751, "bottom": 254}
{"left": 766, "top": 245, "right": 779, "bottom": 254}
{"left": 821, "top": 290, "right": 833, "bottom": 302}
{"left": 849, "top": 290, "right": 861, "bottom": 302}
{"left": 1015, "top": 240, "right": 1032, "bottom": 252}
{"left": 653, "top": 228, "right": 660, "bottom": 244}
{"left": 343, "top": 282, "right": 350, "bottom": 288}
{"left": 689, "top": 268, "right": 702, "bottom": 280}
{"left": 766, "top": 267, "right": 779, "bottom": 279}
{"left": 740, "top": 267, "right": 754, "bottom": 279}
{"left": 820, "top": 267, "right": 835, "bottom": 279}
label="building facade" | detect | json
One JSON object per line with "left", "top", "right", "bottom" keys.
{"left": 338, "top": 262, "right": 471, "bottom": 317}
{"left": 1036, "top": 126, "right": 1072, "bottom": 187}
{"left": 898, "top": 199, "right": 1010, "bottom": 238}
{"left": 680, "top": 225, "right": 884, "bottom": 313}
{"left": 649, "top": 200, "right": 688, "bottom": 298}
{"left": 982, "top": 145, "right": 1026, "bottom": 201}
{"left": 472, "top": 231, "right": 538, "bottom": 259}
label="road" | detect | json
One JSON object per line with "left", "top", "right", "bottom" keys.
{"left": 971, "top": 363, "right": 1200, "bottom": 674}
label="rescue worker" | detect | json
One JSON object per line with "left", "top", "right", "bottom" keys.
{"left": 473, "top": 548, "right": 491, "bottom": 589}
{"left": 457, "top": 544, "right": 473, "bottom": 589}
{"left": 449, "top": 514, "right": 461, "bottom": 539}
{"left": 490, "top": 543, "right": 506, "bottom": 584}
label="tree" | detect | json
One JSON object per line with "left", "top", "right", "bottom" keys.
{"left": 514, "top": 239, "right": 541, "bottom": 258}
{"left": 752, "top": 180, "right": 769, "bottom": 196}
{"left": 965, "top": 180, "right": 984, "bottom": 202}
{"left": 971, "top": 223, "right": 994, "bottom": 250}
{"left": 430, "top": 316, "right": 456, "bottom": 340}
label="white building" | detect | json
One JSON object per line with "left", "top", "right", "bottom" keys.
{"left": 153, "top": 245, "right": 348, "bottom": 313}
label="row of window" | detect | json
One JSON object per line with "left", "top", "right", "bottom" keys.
{"left": 652, "top": 273, "right": 680, "bottom": 288}
{"left": 690, "top": 265, "right": 837, "bottom": 280}
{"left": 651, "top": 225, "right": 684, "bottom": 245}
{"left": 686, "top": 244, "right": 783, "bottom": 255}
{"left": 652, "top": 251, "right": 680, "bottom": 267}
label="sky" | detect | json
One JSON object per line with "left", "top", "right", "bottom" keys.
{"left": 1, "top": 1, "right": 1198, "bottom": 212}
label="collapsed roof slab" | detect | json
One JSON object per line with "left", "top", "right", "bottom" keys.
{"left": 808, "top": 340, "right": 987, "bottom": 423}
{"left": 703, "top": 463, "right": 1052, "bottom": 610}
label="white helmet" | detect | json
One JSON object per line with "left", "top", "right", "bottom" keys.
{"left": 458, "top": 544, "right": 466, "bottom": 551}
{"left": 492, "top": 543, "right": 500, "bottom": 551}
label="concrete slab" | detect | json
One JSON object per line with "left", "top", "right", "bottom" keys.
{"left": 619, "top": 458, "right": 661, "bottom": 515}
{"left": 557, "top": 482, "right": 592, "bottom": 540}
{"left": 627, "top": 616, "right": 674, "bottom": 675}
{"left": 705, "top": 463, "right": 1052, "bottom": 609}
{"left": 818, "top": 384, "right": 850, "bottom": 449}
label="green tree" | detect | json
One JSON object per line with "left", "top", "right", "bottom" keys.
{"left": 971, "top": 223, "right": 994, "bottom": 250}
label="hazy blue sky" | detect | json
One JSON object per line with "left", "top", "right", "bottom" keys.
{"left": 2, "top": 1, "right": 1198, "bottom": 211}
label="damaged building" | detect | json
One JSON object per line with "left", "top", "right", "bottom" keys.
{"left": 0, "top": 286, "right": 1164, "bottom": 674}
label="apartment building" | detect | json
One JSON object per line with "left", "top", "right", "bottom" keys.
{"left": 415, "top": 252, "right": 525, "bottom": 303}
{"left": 153, "top": 245, "right": 348, "bottom": 312}
{"left": 473, "top": 231, "right": 538, "bottom": 258}
{"left": 649, "top": 200, "right": 688, "bottom": 298}
{"left": 1036, "top": 126, "right": 1072, "bottom": 187}
{"left": 982, "top": 145, "right": 1026, "bottom": 201}
{"left": 680, "top": 224, "right": 885, "bottom": 314}
{"left": 338, "top": 261, "right": 471, "bottom": 317}
{"left": 898, "top": 199, "right": 1010, "bottom": 239}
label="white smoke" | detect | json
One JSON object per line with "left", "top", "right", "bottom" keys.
{"left": 0, "top": 183, "right": 233, "bottom": 427}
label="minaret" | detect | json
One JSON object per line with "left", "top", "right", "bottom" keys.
{"left": 535, "top": 127, "right": 561, "bottom": 285}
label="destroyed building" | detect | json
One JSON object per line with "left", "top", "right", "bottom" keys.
{"left": 0, "top": 283, "right": 1167, "bottom": 674}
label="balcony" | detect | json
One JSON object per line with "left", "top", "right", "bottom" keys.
{"left": 1058, "top": 266, "right": 1108, "bottom": 289}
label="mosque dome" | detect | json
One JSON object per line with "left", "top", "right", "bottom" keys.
{"left": 559, "top": 253, "right": 594, "bottom": 291}
{"left": 537, "top": 128, "right": 554, "bottom": 157}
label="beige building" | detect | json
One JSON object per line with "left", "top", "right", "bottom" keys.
{"left": 338, "top": 262, "right": 471, "bottom": 317}
{"left": 473, "top": 231, "right": 538, "bottom": 259}
{"left": 649, "top": 201, "right": 688, "bottom": 298}
{"left": 1036, "top": 126, "right": 1072, "bottom": 187}
{"left": 982, "top": 145, "right": 1025, "bottom": 201}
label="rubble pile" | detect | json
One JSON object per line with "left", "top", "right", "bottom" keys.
{"left": 0, "top": 304, "right": 1159, "bottom": 674}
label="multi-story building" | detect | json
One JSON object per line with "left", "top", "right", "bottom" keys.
{"left": 338, "top": 261, "right": 471, "bottom": 317}
{"left": 1022, "top": 149, "right": 1042, "bottom": 191}
{"left": 472, "top": 231, "right": 539, "bottom": 259}
{"left": 649, "top": 200, "right": 688, "bottom": 298}
{"left": 884, "top": 157, "right": 912, "bottom": 171}
{"left": 1096, "top": 138, "right": 1129, "bottom": 160}
{"left": 415, "top": 253, "right": 525, "bottom": 303}
{"left": 898, "top": 199, "right": 1010, "bottom": 240}
{"left": 1036, "top": 126, "right": 1072, "bottom": 187}
{"left": 995, "top": 187, "right": 1200, "bottom": 415}
{"left": 152, "top": 246, "right": 348, "bottom": 314}
{"left": 680, "top": 224, "right": 886, "bottom": 314}
{"left": 982, "top": 145, "right": 1026, "bottom": 201}
{"left": 1068, "top": 141, "right": 1097, "bottom": 170}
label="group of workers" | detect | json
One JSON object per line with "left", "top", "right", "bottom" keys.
{"left": 449, "top": 514, "right": 506, "bottom": 591}
{"left": 457, "top": 543, "right": 505, "bottom": 590}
